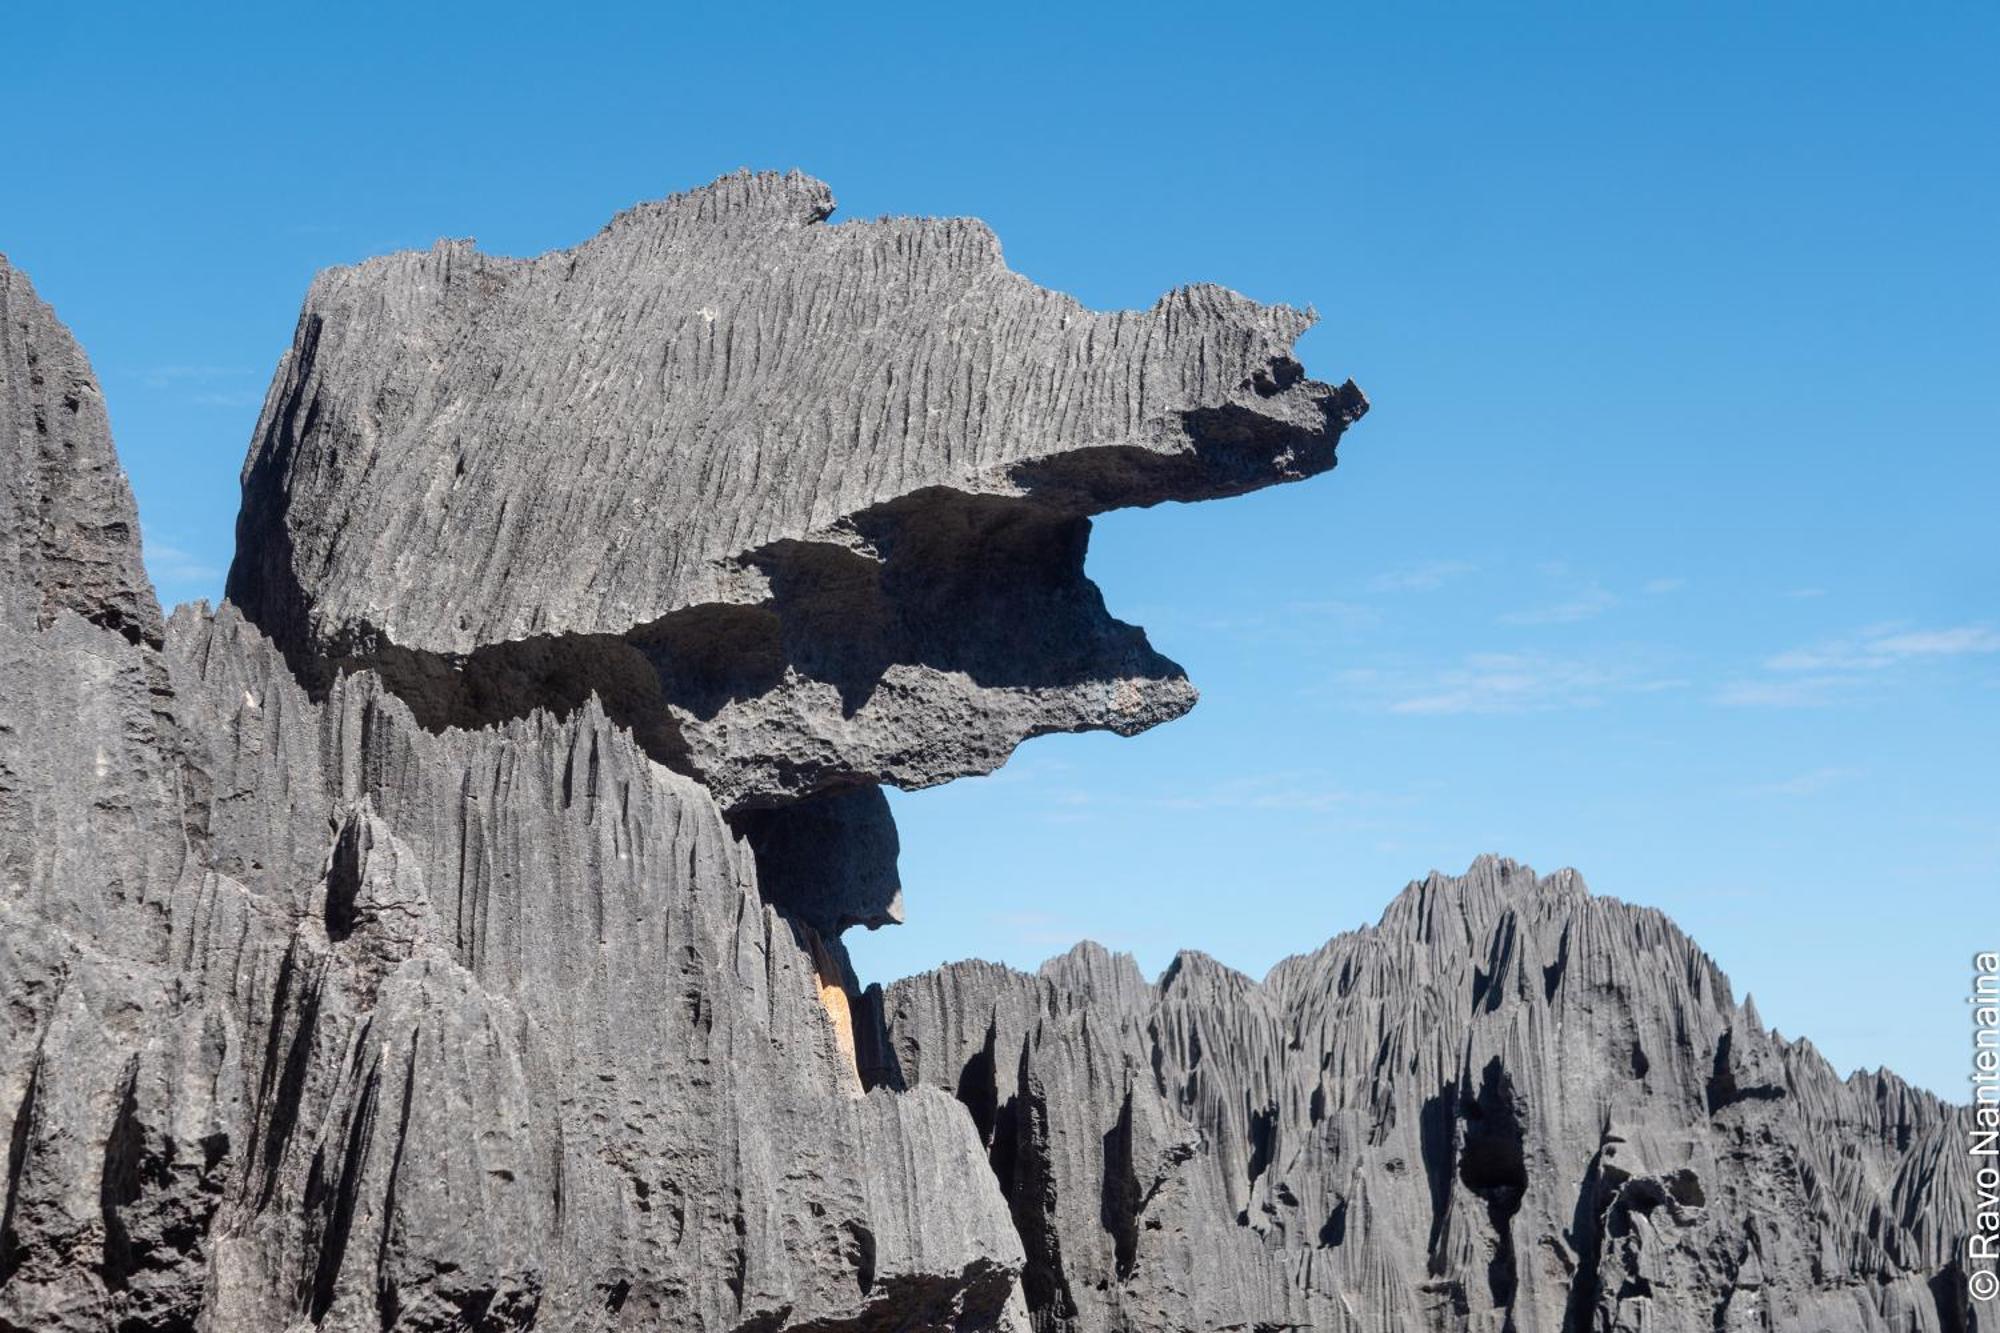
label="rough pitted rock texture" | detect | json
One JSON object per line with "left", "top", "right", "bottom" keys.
{"left": 2, "top": 250, "right": 1021, "bottom": 1333}
{"left": 879, "top": 857, "right": 1979, "bottom": 1332}
{"left": 0, "top": 181, "right": 1977, "bottom": 1333}
{"left": 1, "top": 259, "right": 161, "bottom": 649}
{"left": 225, "top": 170, "right": 1367, "bottom": 810}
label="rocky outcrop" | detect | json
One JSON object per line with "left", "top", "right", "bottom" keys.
{"left": 224, "top": 170, "right": 1365, "bottom": 811}
{"left": 1, "top": 248, "right": 1021, "bottom": 1333}
{"left": 878, "top": 857, "right": 1979, "bottom": 1332}
{"left": 0, "top": 177, "right": 1976, "bottom": 1333}
{"left": 1, "top": 259, "right": 162, "bottom": 650}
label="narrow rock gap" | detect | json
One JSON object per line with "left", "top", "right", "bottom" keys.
{"left": 1100, "top": 1089, "right": 1142, "bottom": 1281}
{"left": 1457, "top": 1058, "right": 1528, "bottom": 1312}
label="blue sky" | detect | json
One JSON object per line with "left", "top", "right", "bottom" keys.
{"left": 7, "top": 3, "right": 1993, "bottom": 1096}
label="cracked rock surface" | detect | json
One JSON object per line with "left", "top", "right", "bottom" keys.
{"left": 0, "top": 176, "right": 1976, "bottom": 1333}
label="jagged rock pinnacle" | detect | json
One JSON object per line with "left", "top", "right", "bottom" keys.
{"left": 0, "top": 180, "right": 1971, "bottom": 1332}
{"left": 880, "top": 855, "right": 1975, "bottom": 1331}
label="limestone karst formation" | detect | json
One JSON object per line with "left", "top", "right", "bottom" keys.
{"left": 0, "top": 172, "right": 1979, "bottom": 1332}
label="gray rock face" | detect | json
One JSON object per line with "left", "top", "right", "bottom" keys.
{"left": 1, "top": 250, "right": 1021, "bottom": 1333}
{"left": 1, "top": 258, "right": 161, "bottom": 649}
{"left": 879, "top": 857, "right": 1978, "bottom": 1332}
{"left": 225, "top": 170, "right": 1365, "bottom": 810}
{"left": 0, "top": 182, "right": 1975, "bottom": 1333}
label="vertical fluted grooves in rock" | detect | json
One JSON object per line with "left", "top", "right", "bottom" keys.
{"left": 222, "top": 170, "right": 1365, "bottom": 812}
{"left": 883, "top": 860, "right": 1977, "bottom": 1332}
{"left": 0, "top": 175, "right": 1973, "bottom": 1333}
{"left": 1, "top": 240, "right": 1025, "bottom": 1332}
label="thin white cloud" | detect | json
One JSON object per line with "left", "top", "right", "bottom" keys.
{"left": 1498, "top": 583, "right": 1618, "bottom": 626}
{"left": 1187, "top": 598, "right": 1380, "bottom": 636}
{"left": 1041, "top": 774, "right": 1356, "bottom": 816}
{"left": 141, "top": 365, "right": 249, "bottom": 389}
{"left": 1737, "top": 767, "right": 1864, "bottom": 797}
{"left": 1283, "top": 598, "right": 1382, "bottom": 629}
{"left": 1367, "top": 560, "right": 1477, "bottom": 593}
{"left": 142, "top": 538, "right": 224, "bottom": 589}
{"left": 1148, "top": 773, "right": 1354, "bottom": 813}
{"left": 1717, "top": 623, "right": 1999, "bottom": 707}
{"left": 1765, "top": 624, "right": 2000, "bottom": 673}
{"left": 1713, "top": 677, "right": 1847, "bottom": 709}
{"left": 189, "top": 390, "right": 266, "bottom": 409}
{"left": 1336, "top": 651, "right": 1685, "bottom": 716}
{"left": 1870, "top": 627, "right": 2000, "bottom": 657}
{"left": 1643, "top": 577, "right": 1686, "bottom": 595}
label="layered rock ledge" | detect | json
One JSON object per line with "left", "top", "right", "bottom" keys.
{"left": 225, "top": 171, "right": 1365, "bottom": 812}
